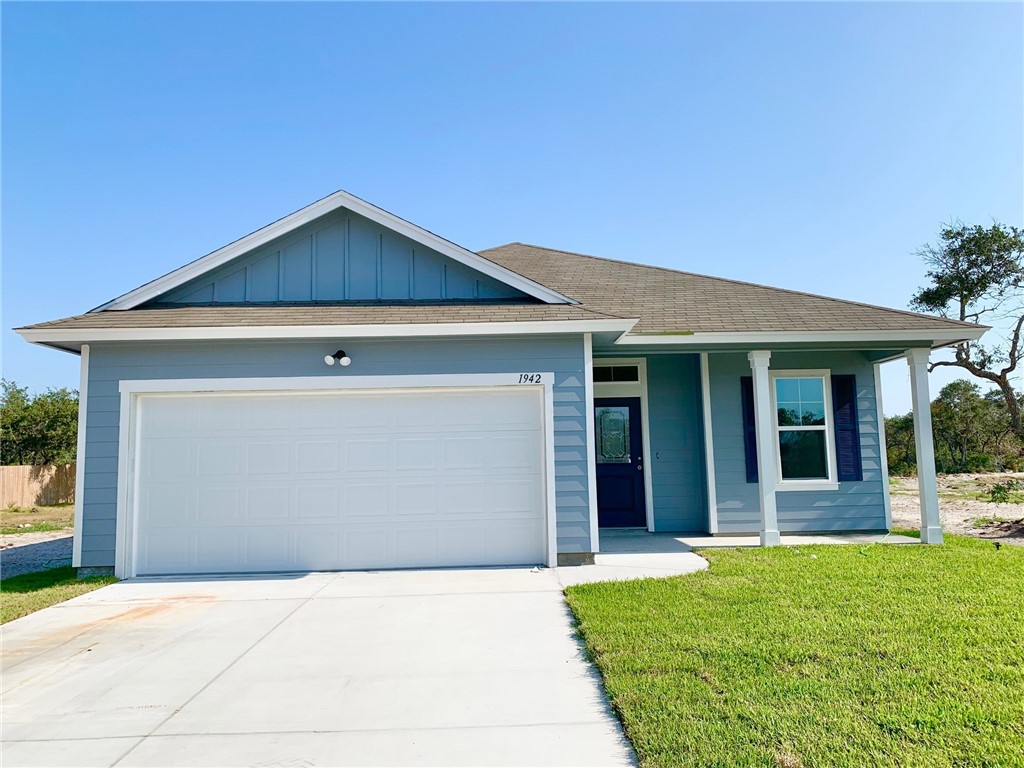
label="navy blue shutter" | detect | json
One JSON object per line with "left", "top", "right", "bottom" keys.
{"left": 831, "top": 375, "right": 863, "bottom": 482}
{"left": 740, "top": 377, "right": 758, "bottom": 483}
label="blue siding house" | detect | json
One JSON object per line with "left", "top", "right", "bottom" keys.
{"left": 17, "top": 190, "right": 985, "bottom": 578}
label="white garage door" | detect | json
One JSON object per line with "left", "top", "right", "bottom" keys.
{"left": 132, "top": 387, "right": 547, "bottom": 576}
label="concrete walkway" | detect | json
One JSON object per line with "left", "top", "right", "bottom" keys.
{"left": 2, "top": 567, "right": 638, "bottom": 768}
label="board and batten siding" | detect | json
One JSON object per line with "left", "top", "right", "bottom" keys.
{"left": 80, "top": 336, "right": 590, "bottom": 568}
{"left": 708, "top": 351, "right": 886, "bottom": 533}
{"left": 153, "top": 210, "right": 527, "bottom": 305}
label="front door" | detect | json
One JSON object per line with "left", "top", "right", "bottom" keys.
{"left": 594, "top": 397, "right": 647, "bottom": 527}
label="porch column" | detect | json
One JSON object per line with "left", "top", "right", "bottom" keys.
{"left": 907, "top": 348, "right": 943, "bottom": 544}
{"left": 748, "top": 350, "right": 780, "bottom": 546}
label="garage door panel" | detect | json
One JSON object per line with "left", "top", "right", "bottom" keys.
{"left": 295, "top": 440, "right": 340, "bottom": 473}
{"left": 247, "top": 442, "right": 291, "bottom": 474}
{"left": 133, "top": 388, "right": 546, "bottom": 575}
{"left": 198, "top": 440, "right": 243, "bottom": 476}
{"left": 296, "top": 485, "right": 340, "bottom": 518}
{"left": 246, "top": 486, "right": 291, "bottom": 520}
{"left": 344, "top": 484, "right": 389, "bottom": 517}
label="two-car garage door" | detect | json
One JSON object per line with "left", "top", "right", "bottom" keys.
{"left": 132, "top": 387, "right": 547, "bottom": 576}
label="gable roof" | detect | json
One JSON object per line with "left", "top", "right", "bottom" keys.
{"left": 478, "top": 242, "right": 984, "bottom": 339}
{"left": 17, "top": 213, "right": 986, "bottom": 351}
{"left": 93, "top": 190, "right": 575, "bottom": 311}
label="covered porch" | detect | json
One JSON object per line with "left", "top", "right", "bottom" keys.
{"left": 585, "top": 335, "right": 950, "bottom": 549}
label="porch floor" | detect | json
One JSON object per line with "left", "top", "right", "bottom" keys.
{"left": 599, "top": 528, "right": 920, "bottom": 552}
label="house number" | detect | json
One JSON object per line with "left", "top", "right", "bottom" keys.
{"left": 517, "top": 373, "right": 542, "bottom": 384}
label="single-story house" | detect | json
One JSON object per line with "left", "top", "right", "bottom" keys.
{"left": 17, "top": 190, "right": 985, "bottom": 578}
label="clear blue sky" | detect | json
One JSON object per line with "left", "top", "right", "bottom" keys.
{"left": 3, "top": 2, "right": 1021, "bottom": 415}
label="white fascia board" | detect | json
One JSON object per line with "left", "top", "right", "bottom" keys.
{"left": 17, "top": 318, "right": 637, "bottom": 345}
{"left": 614, "top": 327, "right": 987, "bottom": 346}
{"left": 93, "top": 190, "right": 575, "bottom": 311}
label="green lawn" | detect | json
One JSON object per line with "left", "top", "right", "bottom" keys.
{"left": 566, "top": 535, "right": 1024, "bottom": 767}
{"left": 1, "top": 567, "right": 116, "bottom": 624}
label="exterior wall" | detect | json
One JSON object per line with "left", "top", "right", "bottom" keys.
{"left": 154, "top": 210, "right": 527, "bottom": 305}
{"left": 80, "top": 336, "right": 589, "bottom": 567}
{"left": 645, "top": 355, "right": 708, "bottom": 531}
{"left": 708, "top": 351, "right": 886, "bottom": 533}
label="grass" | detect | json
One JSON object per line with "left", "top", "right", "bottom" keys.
{"left": 0, "top": 503, "right": 74, "bottom": 535}
{"left": 0, "top": 566, "right": 116, "bottom": 624}
{"left": 566, "top": 535, "right": 1024, "bottom": 767}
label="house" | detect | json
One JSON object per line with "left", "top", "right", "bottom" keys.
{"left": 16, "top": 190, "right": 984, "bottom": 578}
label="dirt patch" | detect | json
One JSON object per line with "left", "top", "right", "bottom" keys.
{"left": 890, "top": 472, "right": 1024, "bottom": 546}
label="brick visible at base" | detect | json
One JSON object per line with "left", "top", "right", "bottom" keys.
{"left": 77, "top": 566, "right": 115, "bottom": 579}
{"left": 556, "top": 552, "right": 595, "bottom": 566}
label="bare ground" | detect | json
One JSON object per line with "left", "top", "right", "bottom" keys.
{"left": 890, "top": 472, "right": 1024, "bottom": 545}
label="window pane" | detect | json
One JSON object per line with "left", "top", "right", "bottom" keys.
{"left": 612, "top": 366, "right": 639, "bottom": 382}
{"left": 800, "top": 401, "right": 826, "bottom": 426}
{"left": 775, "top": 377, "right": 827, "bottom": 426}
{"left": 775, "top": 379, "right": 801, "bottom": 402}
{"left": 779, "top": 430, "right": 828, "bottom": 479}
{"left": 799, "top": 378, "right": 824, "bottom": 401}
{"left": 596, "top": 406, "right": 631, "bottom": 464}
{"left": 593, "top": 367, "right": 613, "bottom": 383}
{"left": 777, "top": 401, "right": 802, "bottom": 426}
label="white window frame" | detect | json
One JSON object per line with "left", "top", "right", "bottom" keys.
{"left": 769, "top": 369, "right": 839, "bottom": 492}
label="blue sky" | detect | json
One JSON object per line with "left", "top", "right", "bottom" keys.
{"left": 2, "top": 1, "right": 1021, "bottom": 415}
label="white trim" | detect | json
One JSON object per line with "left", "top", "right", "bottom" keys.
{"left": 94, "top": 190, "right": 574, "bottom": 311}
{"left": 748, "top": 351, "right": 780, "bottom": 546}
{"left": 592, "top": 357, "right": 655, "bottom": 532}
{"left": 583, "top": 334, "right": 599, "bottom": 553}
{"left": 769, "top": 369, "right": 840, "bottom": 492}
{"left": 615, "top": 328, "right": 987, "bottom": 345}
{"left": 71, "top": 345, "right": 89, "bottom": 568}
{"left": 113, "top": 373, "right": 558, "bottom": 578}
{"left": 906, "top": 348, "right": 943, "bottom": 544}
{"left": 17, "top": 318, "right": 636, "bottom": 346}
{"left": 873, "top": 362, "right": 893, "bottom": 530}
{"left": 699, "top": 352, "right": 718, "bottom": 534}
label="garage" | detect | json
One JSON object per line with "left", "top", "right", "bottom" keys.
{"left": 128, "top": 386, "right": 548, "bottom": 576}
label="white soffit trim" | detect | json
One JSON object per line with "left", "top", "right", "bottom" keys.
{"left": 17, "top": 318, "right": 638, "bottom": 345}
{"left": 615, "top": 328, "right": 987, "bottom": 345}
{"left": 93, "top": 189, "right": 575, "bottom": 311}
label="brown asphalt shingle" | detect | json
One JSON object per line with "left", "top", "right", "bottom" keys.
{"left": 19, "top": 242, "right": 976, "bottom": 336}
{"left": 481, "top": 243, "right": 978, "bottom": 335}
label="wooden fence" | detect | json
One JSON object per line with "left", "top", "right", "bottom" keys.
{"left": 0, "top": 464, "right": 76, "bottom": 508}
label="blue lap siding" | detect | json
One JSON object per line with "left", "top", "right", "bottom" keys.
{"left": 707, "top": 351, "right": 887, "bottom": 533}
{"left": 80, "top": 336, "right": 590, "bottom": 568}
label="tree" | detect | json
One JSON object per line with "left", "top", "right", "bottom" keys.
{"left": 887, "top": 380, "right": 1024, "bottom": 475}
{"left": 0, "top": 380, "right": 79, "bottom": 465}
{"left": 911, "top": 222, "right": 1024, "bottom": 438}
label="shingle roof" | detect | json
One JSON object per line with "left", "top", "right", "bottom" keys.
{"left": 19, "top": 241, "right": 977, "bottom": 337}
{"left": 20, "top": 303, "right": 624, "bottom": 330}
{"left": 480, "top": 242, "right": 978, "bottom": 335}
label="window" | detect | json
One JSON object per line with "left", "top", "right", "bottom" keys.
{"left": 772, "top": 374, "right": 834, "bottom": 483}
{"left": 593, "top": 365, "right": 639, "bottom": 383}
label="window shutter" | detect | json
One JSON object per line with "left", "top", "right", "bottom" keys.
{"left": 831, "top": 374, "right": 863, "bottom": 482}
{"left": 740, "top": 376, "right": 758, "bottom": 483}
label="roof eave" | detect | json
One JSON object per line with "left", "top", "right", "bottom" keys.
{"left": 613, "top": 326, "right": 988, "bottom": 347}
{"left": 15, "top": 318, "right": 638, "bottom": 349}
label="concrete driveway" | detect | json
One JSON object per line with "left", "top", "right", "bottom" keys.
{"left": 2, "top": 568, "right": 635, "bottom": 767}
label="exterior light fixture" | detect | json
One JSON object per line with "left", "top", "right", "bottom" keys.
{"left": 324, "top": 350, "right": 352, "bottom": 367}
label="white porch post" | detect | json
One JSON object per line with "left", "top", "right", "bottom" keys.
{"left": 748, "top": 350, "right": 780, "bottom": 546}
{"left": 907, "top": 348, "right": 943, "bottom": 544}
